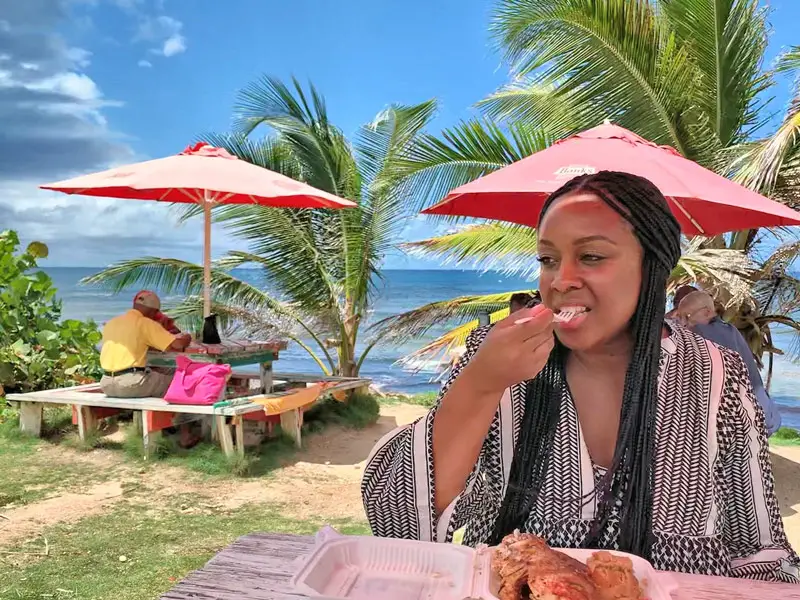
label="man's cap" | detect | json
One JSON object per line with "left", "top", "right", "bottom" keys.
{"left": 133, "top": 290, "right": 161, "bottom": 310}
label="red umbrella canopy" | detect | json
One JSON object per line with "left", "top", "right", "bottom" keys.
{"left": 40, "top": 142, "right": 355, "bottom": 319}
{"left": 40, "top": 142, "right": 356, "bottom": 209}
{"left": 422, "top": 123, "right": 800, "bottom": 236}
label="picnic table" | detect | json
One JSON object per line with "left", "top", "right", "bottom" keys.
{"left": 7, "top": 337, "right": 371, "bottom": 457}
{"left": 159, "top": 533, "right": 800, "bottom": 600}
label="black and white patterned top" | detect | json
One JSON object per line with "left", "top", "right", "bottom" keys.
{"left": 361, "top": 323, "right": 800, "bottom": 582}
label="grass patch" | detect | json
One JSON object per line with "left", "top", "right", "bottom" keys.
{"left": 2, "top": 393, "right": 383, "bottom": 481}
{"left": 303, "top": 392, "right": 380, "bottom": 431}
{"left": 0, "top": 408, "right": 120, "bottom": 508}
{"left": 0, "top": 497, "right": 369, "bottom": 600}
{"left": 771, "top": 427, "right": 800, "bottom": 446}
{"left": 0, "top": 434, "right": 113, "bottom": 508}
{"left": 115, "top": 394, "right": 381, "bottom": 478}
{"left": 379, "top": 391, "right": 438, "bottom": 409}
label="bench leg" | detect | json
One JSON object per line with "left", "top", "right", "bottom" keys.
{"left": 280, "top": 408, "right": 302, "bottom": 448}
{"left": 259, "top": 361, "right": 273, "bottom": 393}
{"left": 215, "top": 415, "right": 235, "bottom": 458}
{"left": 233, "top": 417, "right": 245, "bottom": 458}
{"left": 76, "top": 406, "right": 98, "bottom": 441}
{"left": 201, "top": 416, "right": 212, "bottom": 441}
{"left": 141, "top": 410, "right": 162, "bottom": 460}
{"left": 19, "top": 403, "right": 43, "bottom": 437}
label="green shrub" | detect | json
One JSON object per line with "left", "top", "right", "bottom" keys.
{"left": 0, "top": 230, "right": 102, "bottom": 395}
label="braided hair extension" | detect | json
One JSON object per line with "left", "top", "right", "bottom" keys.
{"left": 488, "top": 171, "right": 681, "bottom": 559}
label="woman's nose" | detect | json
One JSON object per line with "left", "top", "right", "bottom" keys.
{"left": 551, "top": 262, "right": 581, "bottom": 292}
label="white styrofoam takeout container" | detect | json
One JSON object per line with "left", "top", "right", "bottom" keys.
{"left": 290, "top": 527, "right": 678, "bottom": 600}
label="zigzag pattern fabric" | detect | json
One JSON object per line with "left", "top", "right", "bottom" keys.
{"left": 361, "top": 323, "right": 800, "bottom": 582}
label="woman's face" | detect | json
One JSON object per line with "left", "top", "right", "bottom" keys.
{"left": 537, "top": 192, "right": 643, "bottom": 353}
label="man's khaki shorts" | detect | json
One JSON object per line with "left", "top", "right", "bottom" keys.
{"left": 100, "top": 370, "right": 200, "bottom": 427}
{"left": 100, "top": 369, "right": 173, "bottom": 398}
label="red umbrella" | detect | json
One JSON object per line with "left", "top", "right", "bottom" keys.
{"left": 422, "top": 122, "right": 800, "bottom": 236}
{"left": 41, "top": 142, "right": 356, "bottom": 316}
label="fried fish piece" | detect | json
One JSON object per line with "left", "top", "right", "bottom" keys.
{"left": 493, "top": 531, "right": 550, "bottom": 600}
{"left": 586, "top": 551, "right": 644, "bottom": 600}
{"left": 492, "top": 531, "right": 600, "bottom": 600}
{"left": 526, "top": 549, "right": 598, "bottom": 600}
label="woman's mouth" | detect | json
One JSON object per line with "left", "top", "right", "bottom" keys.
{"left": 554, "top": 306, "right": 590, "bottom": 328}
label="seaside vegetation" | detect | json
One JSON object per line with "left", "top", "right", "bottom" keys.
{"left": 0, "top": 230, "right": 101, "bottom": 398}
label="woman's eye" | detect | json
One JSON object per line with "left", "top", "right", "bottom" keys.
{"left": 537, "top": 256, "right": 556, "bottom": 268}
{"left": 581, "top": 254, "right": 605, "bottom": 263}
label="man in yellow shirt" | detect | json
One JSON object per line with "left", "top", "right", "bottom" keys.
{"left": 100, "top": 290, "right": 191, "bottom": 398}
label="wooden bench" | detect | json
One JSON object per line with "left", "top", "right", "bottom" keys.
{"left": 6, "top": 373, "right": 370, "bottom": 458}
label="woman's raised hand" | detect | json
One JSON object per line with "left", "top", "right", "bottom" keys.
{"left": 460, "top": 304, "right": 555, "bottom": 396}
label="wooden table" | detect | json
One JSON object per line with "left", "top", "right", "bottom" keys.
{"left": 160, "top": 533, "right": 800, "bottom": 599}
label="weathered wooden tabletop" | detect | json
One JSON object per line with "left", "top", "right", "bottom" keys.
{"left": 160, "top": 533, "right": 800, "bottom": 600}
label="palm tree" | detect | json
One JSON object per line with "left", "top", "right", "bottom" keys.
{"left": 84, "top": 77, "right": 437, "bottom": 377}
{"left": 379, "top": 1, "right": 800, "bottom": 373}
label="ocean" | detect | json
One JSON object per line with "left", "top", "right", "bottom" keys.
{"left": 46, "top": 267, "right": 800, "bottom": 429}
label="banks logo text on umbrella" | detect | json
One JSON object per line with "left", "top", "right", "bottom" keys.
{"left": 422, "top": 122, "right": 800, "bottom": 236}
{"left": 41, "top": 142, "right": 357, "bottom": 317}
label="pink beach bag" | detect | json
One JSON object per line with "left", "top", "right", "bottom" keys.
{"left": 164, "top": 355, "right": 232, "bottom": 405}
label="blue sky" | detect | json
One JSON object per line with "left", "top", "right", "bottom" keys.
{"left": 2, "top": 0, "right": 799, "bottom": 267}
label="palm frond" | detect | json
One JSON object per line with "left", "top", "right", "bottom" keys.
{"left": 232, "top": 76, "right": 359, "bottom": 198}
{"left": 82, "top": 258, "right": 220, "bottom": 295}
{"left": 347, "top": 100, "right": 439, "bottom": 314}
{"left": 233, "top": 75, "right": 326, "bottom": 136}
{"left": 752, "top": 239, "right": 800, "bottom": 315}
{"left": 168, "top": 296, "right": 333, "bottom": 374}
{"left": 668, "top": 239, "right": 756, "bottom": 307}
{"left": 372, "top": 290, "right": 536, "bottom": 346}
{"left": 396, "top": 307, "right": 510, "bottom": 374}
{"left": 724, "top": 45, "right": 800, "bottom": 205}
{"left": 402, "top": 223, "right": 539, "bottom": 278}
{"left": 478, "top": 75, "right": 588, "bottom": 134}
{"left": 490, "top": 0, "right": 700, "bottom": 157}
{"left": 660, "top": 0, "right": 770, "bottom": 146}
{"left": 775, "top": 45, "right": 800, "bottom": 76}
{"left": 397, "top": 119, "right": 554, "bottom": 212}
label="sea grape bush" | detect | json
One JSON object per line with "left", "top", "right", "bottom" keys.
{"left": 0, "top": 230, "right": 101, "bottom": 395}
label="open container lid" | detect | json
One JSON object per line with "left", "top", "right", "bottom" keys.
{"left": 290, "top": 528, "right": 678, "bottom": 600}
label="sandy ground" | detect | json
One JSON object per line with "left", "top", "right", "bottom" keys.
{"left": 5, "top": 402, "right": 800, "bottom": 552}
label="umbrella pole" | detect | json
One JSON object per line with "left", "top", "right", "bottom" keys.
{"left": 203, "top": 191, "right": 212, "bottom": 318}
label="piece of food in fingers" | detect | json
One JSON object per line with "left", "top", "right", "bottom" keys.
{"left": 586, "top": 551, "right": 644, "bottom": 600}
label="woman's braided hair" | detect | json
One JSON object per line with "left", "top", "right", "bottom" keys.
{"left": 489, "top": 171, "right": 682, "bottom": 559}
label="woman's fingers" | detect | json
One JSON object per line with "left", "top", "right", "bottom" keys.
{"left": 509, "top": 307, "right": 554, "bottom": 341}
{"left": 522, "top": 330, "right": 555, "bottom": 356}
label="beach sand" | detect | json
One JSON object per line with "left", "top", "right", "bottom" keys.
{"left": 768, "top": 445, "right": 800, "bottom": 549}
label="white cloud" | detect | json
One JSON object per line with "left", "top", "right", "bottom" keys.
{"left": 137, "top": 59, "right": 152, "bottom": 67}
{"left": 161, "top": 33, "right": 185, "bottom": 57}
{"left": 7, "top": 180, "right": 239, "bottom": 267}
{"left": 136, "top": 15, "right": 187, "bottom": 58}
{"left": 0, "top": 0, "right": 211, "bottom": 267}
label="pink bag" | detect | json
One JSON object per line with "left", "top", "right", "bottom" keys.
{"left": 164, "top": 355, "right": 232, "bottom": 405}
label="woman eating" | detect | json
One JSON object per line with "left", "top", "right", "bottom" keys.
{"left": 361, "top": 171, "right": 800, "bottom": 582}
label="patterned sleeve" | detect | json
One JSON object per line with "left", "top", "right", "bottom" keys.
{"left": 361, "top": 326, "right": 508, "bottom": 544}
{"left": 718, "top": 349, "right": 800, "bottom": 582}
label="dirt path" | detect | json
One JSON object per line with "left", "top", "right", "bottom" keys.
{"left": 0, "top": 403, "right": 428, "bottom": 547}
